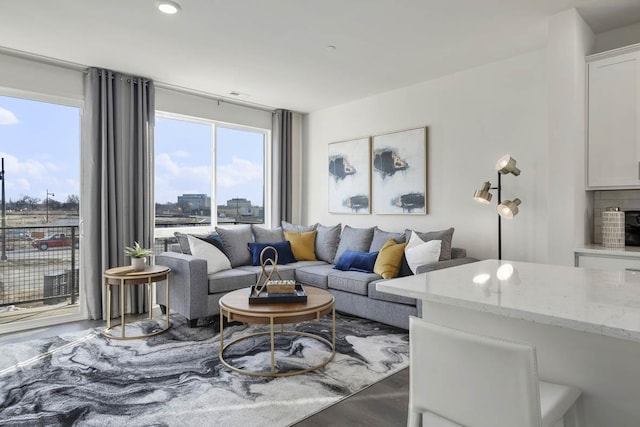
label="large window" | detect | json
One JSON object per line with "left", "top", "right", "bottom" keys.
{"left": 0, "top": 94, "right": 81, "bottom": 329}
{"left": 154, "top": 114, "right": 267, "bottom": 231}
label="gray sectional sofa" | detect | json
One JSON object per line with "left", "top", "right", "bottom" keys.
{"left": 155, "top": 223, "right": 477, "bottom": 330}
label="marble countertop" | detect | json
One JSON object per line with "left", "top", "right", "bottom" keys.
{"left": 377, "top": 259, "right": 640, "bottom": 343}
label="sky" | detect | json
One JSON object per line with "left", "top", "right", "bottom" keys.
{"left": 0, "top": 95, "right": 80, "bottom": 203}
{"left": 0, "top": 95, "right": 265, "bottom": 208}
{"left": 155, "top": 117, "right": 264, "bottom": 207}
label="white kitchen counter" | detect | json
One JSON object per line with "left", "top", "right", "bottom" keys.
{"left": 377, "top": 259, "right": 640, "bottom": 427}
{"left": 378, "top": 259, "right": 640, "bottom": 343}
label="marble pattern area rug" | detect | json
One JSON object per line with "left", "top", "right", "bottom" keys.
{"left": 0, "top": 313, "right": 409, "bottom": 427}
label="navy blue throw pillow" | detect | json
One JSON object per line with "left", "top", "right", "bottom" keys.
{"left": 334, "top": 250, "right": 379, "bottom": 273}
{"left": 248, "top": 241, "right": 297, "bottom": 266}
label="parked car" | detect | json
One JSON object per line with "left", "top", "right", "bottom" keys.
{"left": 3, "top": 229, "right": 32, "bottom": 240}
{"left": 32, "top": 233, "right": 78, "bottom": 251}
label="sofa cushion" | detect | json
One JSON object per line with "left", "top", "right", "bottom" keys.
{"left": 328, "top": 271, "right": 381, "bottom": 296}
{"left": 404, "top": 227, "right": 454, "bottom": 261}
{"left": 215, "top": 225, "right": 253, "bottom": 267}
{"left": 251, "top": 225, "right": 284, "bottom": 243}
{"left": 315, "top": 223, "right": 341, "bottom": 263}
{"left": 284, "top": 230, "right": 317, "bottom": 261}
{"left": 373, "top": 239, "right": 407, "bottom": 279}
{"left": 294, "top": 264, "right": 336, "bottom": 289}
{"left": 334, "top": 225, "right": 375, "bottom": 263}
{"left": 405, "top": 231, "right": 442, "bottom": 274}
{"left": 368, "top": 280, "right": 417, "bottom": 306}
{"left": 174, "top": 231, "right": 222, "bottom": 255}
{"left": 208, "top": 268, "right": 257, "bottom": 294}
{"left": 187, "top": 234, "right": 231, "bottom": 275}
{"left": 281, "top": 221, "right": 317, "bottom": 232}
{"left": 334, "top": 250, "right": 378, "bottom": 273}
{"left": 247, "top": 241, "right": 296, "bottom": 266}
{"left": 369, "top": 227, "right": 405, "bottom": 252}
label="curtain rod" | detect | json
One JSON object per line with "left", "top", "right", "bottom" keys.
{"left": 0, "top": 45, "right": 277, "bottom": 113}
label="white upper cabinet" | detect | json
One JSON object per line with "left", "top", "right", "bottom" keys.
{"left": 587, "top": 46, "right": 640, "bottom": 189}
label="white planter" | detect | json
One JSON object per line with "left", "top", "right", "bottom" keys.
{"left": 131, "top": 257, "right": 147, "bottom": 272}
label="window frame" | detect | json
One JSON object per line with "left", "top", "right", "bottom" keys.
{"left": 154, "top": 110, "right": 271, "bottom": 239}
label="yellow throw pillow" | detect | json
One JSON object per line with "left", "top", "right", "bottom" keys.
{"left": 284, "top": 230, "right": 317, "bottom": 261}
{"left": 374, "top": 239, "right": 408, "bottom": 279}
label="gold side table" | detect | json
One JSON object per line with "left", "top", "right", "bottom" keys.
{"left": 103, "top": 265, "right": 171, "bottom": 340}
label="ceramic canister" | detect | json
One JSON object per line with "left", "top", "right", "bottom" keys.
{"left": 602, "top": 207, "right": 625, "bottom": 249}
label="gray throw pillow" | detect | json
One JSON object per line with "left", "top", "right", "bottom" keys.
{"left": 404, "top": 227, "right": 454, "bottom": 261}
{"left": 315, "top": 223, "right": 341, "bottom": 263}
{"left": 334, "top": 225, "right": 375, "bottom": 263}
{"left": 252, "top": 225, "right": 284, "bottom": 243}
{"left": 174, "top": 231, "right": 219, "bottom": 255}
{"left": 281, "top": 221, "right": 317, "bottom": 232}
{"left": 215, "top": 225, "right": 254, "bottom": 267}
{"left": 174, "top": 232, "right": 192, "bottom": 254}
{"left": 369, "top": 227, "right": 406, "bottom": 252}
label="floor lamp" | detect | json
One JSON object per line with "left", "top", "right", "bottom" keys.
{"left": 473, "top": 155, "right": 522, "bottom": 260}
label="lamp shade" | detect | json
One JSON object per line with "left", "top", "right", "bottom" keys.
{"left": 495, "top": 155, "right": 520, "bottom": 176}
{"left": 497, "top": 198, "right": 521, "bottom": 219}
{"left": 473, "top": 182, "right": 492, "bottom": 204}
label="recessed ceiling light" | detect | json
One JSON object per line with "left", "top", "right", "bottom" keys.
{"left": 157, "top": 1, "right": 181, "bottom": 14}
{"left": 326, "top": 45, "right": 337, "bottom": 52}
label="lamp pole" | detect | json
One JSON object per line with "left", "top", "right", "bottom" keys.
{"left": 1, "top": 158, "right": 7, "bottom": 261}
{"left": 45, "top": 189, "right": 54, "bottom": 223}
{"left": 497, "top": 172, "right": 502, "bottom": 261}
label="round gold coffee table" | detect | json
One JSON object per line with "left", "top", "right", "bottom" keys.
{"left": 103, "top": 265, "right": 171, "bottom": 340}
{"left": 219, "top": 286, "right": 335, "bottom": 377}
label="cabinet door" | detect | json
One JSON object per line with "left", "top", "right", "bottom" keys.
{"left": 587, "top": 51, "right": 640, "bottom": 188}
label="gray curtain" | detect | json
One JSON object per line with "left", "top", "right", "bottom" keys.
{"left": 272, "top": 109, "right": 293, "bottom": 224}
{"left": 81, "top": 67, "right": 155, "bottom": 320}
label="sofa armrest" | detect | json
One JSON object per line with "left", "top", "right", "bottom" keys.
{"left": 415, "top": 257, "right": 479, "bottom": 275}
{"left": 155, "top": 252, "right": 209, "bottom": 322}
{"left": 451, "top": 247, "right": 467, "bottom": 259}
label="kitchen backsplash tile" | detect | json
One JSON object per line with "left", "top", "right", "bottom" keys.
{"left": 593, "top": 190, "right": 640, "bottom": 243}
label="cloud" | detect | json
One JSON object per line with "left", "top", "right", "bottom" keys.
{"left": 171, "top": 150, "right": 190, "bottom": 158}
{"left": 0, "top": 107, "right": 19, "bottom": 125}
{"left": 217, "top": 157, "right": 262, "bottom": 188}
{"left": 0, "top": 152, "right": 70, "bottom": 199}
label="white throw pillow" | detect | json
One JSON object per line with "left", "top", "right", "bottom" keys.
{"left": 187, "top": 234, "right": 231, "bottom": 275}
{"left": 405, "top": 231, "right": 441, "bottom": 274}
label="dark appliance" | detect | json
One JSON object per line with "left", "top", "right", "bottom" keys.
{"left": 625, "top": 210, "right": 640, "bottom": 246}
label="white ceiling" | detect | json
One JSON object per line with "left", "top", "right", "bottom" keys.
{"left": 1, "top": 0, "right": 640, "bottom": 113}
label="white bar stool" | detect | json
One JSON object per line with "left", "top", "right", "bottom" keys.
{"left": 408, "top": 316, "right": 581, "bottom": 427}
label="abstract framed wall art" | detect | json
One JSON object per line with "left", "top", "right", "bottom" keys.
{"left": 371, "top": 127, "right": 427, "bottom": 214}
{"left": 328, "top": 137, "right": 371, "bottom": 214}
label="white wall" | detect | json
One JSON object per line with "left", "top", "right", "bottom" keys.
{"left": 155, "top": 87, "right": 272, "bottom": 130}
{"left": 594, "top": 21, "right": 640, "bottom": 53}
{"left": 0, "top": 51, "right": 84, "bottom": 102}
{"left": 546, "top": 10, "right": 594, "bottom": 266}
{"left": 302, "top": 49, "right": 548, "bottom": 262}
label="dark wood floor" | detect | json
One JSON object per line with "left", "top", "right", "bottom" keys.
{"left": 0, "top": 317, "right": 411, "bottom": 427}
{"left": 292, "top": 367, "right": 409, "bottom": 427}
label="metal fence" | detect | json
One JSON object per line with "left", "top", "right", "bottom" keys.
{"left": 0, "top": 225, "right": 79, "bottom": 307}
{"left": 0, "top": 226, "right": 180, "bottom": 309}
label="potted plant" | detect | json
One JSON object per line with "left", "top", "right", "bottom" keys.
{"left": 124, "top": 241, "right": 153, "bottom": 271}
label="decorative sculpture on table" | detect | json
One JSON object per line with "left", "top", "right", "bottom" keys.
{"left": 253, "top": 246, "right": 296, "bottom": 296}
